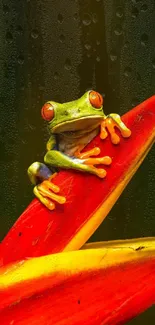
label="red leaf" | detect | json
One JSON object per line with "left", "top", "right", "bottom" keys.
{"left": 0, "top": 97, "right": 155, "bottom": 265}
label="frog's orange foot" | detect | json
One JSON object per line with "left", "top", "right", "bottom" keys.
{"left": 74, "top": 147, "right": 101, "bottom": 159}
{"left": 34, "top": 175, "right": 66, "bottom": 210}
{"left": 83, "top": 156, "right": 112, "bottom": 179}
{"left": 100, "top": 114, "right": 131, "bottom": 145}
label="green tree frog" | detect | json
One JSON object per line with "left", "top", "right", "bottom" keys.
{"left": 28, "top": 90, "right": 131, "bottom": 210}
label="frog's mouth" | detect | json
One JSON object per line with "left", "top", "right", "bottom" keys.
{"left": 51, "top": 116, "right": 103, "bottom": 134}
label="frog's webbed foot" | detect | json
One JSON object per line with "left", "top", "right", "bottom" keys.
{"left": 28, "top": 162, "right": 66, "bottom": 210}
{"left": 82, "top": 156, "right": 112, "bottom": 178}
{"left": 74, "top": 146, "right": 112, "bottom": 178}
{"left": 100, "top": 114, "right": 131, "bottom": 144}
{"left": 74, "top": 146, "right": 101, "bottom": 159}
{"left": 84, "top": 156, "right": 112, "bottom": 178}
{"left": 34, "top": 174, "right": 66, "bottom": 211}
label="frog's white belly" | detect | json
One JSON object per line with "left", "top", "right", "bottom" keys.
{"left": 58, "top": 127, "right": 99, "bottom": 157}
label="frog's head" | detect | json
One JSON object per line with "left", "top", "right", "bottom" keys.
{"left": 41, "top": 90, "right": 105, "bottom": 134}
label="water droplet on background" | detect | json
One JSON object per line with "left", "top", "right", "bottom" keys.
{"left": 110, "top": 52, "right": 117, "bottom": 61}
{"left": 141, "top": 33, "right": 148, "bottom": 46}
{"left": 57, "top": 13, "right": 63, "bottom": 24}
{"left": 82, "top": 13, "right": 91, "bottom": 26}
{"left": 131, "top": 7, "right": 139, "bottom": 18}
{"left": 18, "top": 55, "right": 24, "bottom": 65}
{"left": 31, "top": 29, "right": 39, "bottom": 39}
{"left": 92, "top": 13, "right": 98, "bottom": 24}
{"left": 141, "top": 4, "right": 148, "bottom": 12}
{"left": 84, "top": 43, "right": 91, "bottom": 50}
{"left": 16, "top": 25, "right": 23, "bottom": 35}
{"left": 54, "top": 72, "right": 59, "bottom": 80}
{"left": 152, "top": 59, "right": 155, "bottom": 69}
{"left": 96, "top": 40, "right": 100, "bottom": 45}
{"left": 59, "top": 34, "right": 65, "bottom": 42}
{"left": 132, "top": 98, "right": 139, "bottom": 107}
{"left": 124, "top": 67, "right": 132, "bottom": 77}
{"left": 39, "top": 85, "right": 44, "bottom": 91}
{"left": 124, "top": 41, "right": 129, "bottom": 48}
{"left": 74, "top": 13, "right": 78, "bottom": 20}
{"left": 64, "top": 58, "right": 71, "bottom": 70}
{"left": 96, "top": 56, "right": 100, "bottom": 62}
{"left": 5, "top": 31, "right": 13, "bottom": 43}
{"left": 3, "top": 4, "right": 9, "bottom": 14}
{"left": 114, "top": 25, "right": 123, "bottom": 36}
{"left": 136, "top": 73, "right": 141, "bottom": 81}
{"left": 116, "top": 7, "right": 123, "bottom": 18}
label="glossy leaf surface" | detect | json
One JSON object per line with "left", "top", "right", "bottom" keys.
{"left": 0, "top": 97, "right": 155, "bottom": 265}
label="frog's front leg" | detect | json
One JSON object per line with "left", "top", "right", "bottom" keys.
{"left": 74, "top": 145, "right": 112, "bottom": 177}
{"left": 28, "top": 162, "right": 66, "bottom": 210}
{"left": 100, "top": 114, "right": 131, "bottom": 144}
{"left": 44, "top": 149, "right": 111, "bottom": 179}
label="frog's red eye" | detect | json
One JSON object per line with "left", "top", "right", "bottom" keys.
{"left": 41, "top": 103, "right": 55, "bottom": 121}
{"left": 89, "top": 91, "right": 103, "bottom": 108}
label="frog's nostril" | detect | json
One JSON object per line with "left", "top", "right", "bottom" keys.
{"left": 64, "top": 110, "right": 69, "bottom": 116}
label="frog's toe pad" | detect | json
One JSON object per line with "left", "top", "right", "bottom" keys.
{"left": 84, "top": 156, "right": 112, "bottom": 166}
{"left": 95, "top": 168, "right": 107, "bottom": 178}
{"left": 99, "top": 156, "right": 112, "bottom": 165}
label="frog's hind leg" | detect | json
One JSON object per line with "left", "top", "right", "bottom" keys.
{"left": 28, "top": 162, "right": 66, "bottom": 210}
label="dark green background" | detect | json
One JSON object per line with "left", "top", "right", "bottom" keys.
{"left": 0, "top": 0, "right": 154, "bottom": 323}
